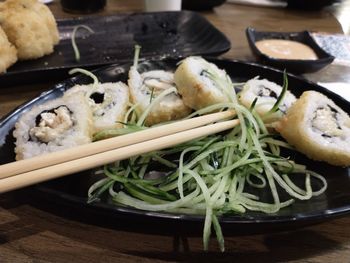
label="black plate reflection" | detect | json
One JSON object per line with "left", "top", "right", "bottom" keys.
{"left": 0, "top": 11, "right": 230, "bottom": 87}
{"left": 1, "top": 59, "right": 349, "bottom": 234}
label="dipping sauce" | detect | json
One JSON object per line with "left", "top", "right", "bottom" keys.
{"left": 255, "top": 39, "right": 318, "bottom": 60}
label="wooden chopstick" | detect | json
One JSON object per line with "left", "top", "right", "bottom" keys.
{"left": 0, "top": 110, "right": 235, "bottom": 179}
{"left": 0, "top": 119, "right": 239, "bottom": 194}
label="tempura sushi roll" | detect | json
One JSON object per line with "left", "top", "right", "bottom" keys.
{"left": 64, "top": 82, "right": 129, "bottom": 133}
{"left": 174, "top": 56, "right": 231, "bottom": 110}
{"left": 276, "top": 91, "right": 350, "bottom": 166}
{"left": 239, "top": 78, "right": 296, "bottom": 123}
{"left": 128, "top": 67, "right": 191, "bottom": 126}
{"left": 13, "top": 93, "right": 93, "bottom": 160}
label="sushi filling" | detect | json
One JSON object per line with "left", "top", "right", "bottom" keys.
{"left": 30, "top": 106, "right": 74, "bottom": 143}
{"left": 257, "top": 85, "right": 278, "bottom": 99}
{"left": 312, "top": 105, "right": 343, "bottom": 138}
{"left": 88, "top": 92, "right": 115, "bottom": 117}
{"left": 143, "top": 77, "right": 174, "bottom": 93}
{"left": 256, "top": 85, "right": 290, "bottom": 113}
{"left": 141, "top": 71, "right": 176, "bottom": 97}
{"left": 200, "top": 69, "right": 221, "bottom": 90}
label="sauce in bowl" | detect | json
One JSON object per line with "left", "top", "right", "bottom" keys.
{"left": 255, "top": 39, "right": 318, "bottom": 60}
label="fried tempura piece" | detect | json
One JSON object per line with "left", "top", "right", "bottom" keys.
{"left": 276, "top": 91, "right": 350, "bottom": 167}
{"left": 239, "top": 78, "right": 296, "bottom": 123}
{"left": 0, "top": 26, "right": 17, "bottom": 73}
{"left": 0, "top": 0, "right": 59, "bottom": 60}
{"left": 10, "top": 0, "right": 59, "bottom": 45}
{"left": 174, "top": 56, "right": 230, "bottom": 110}
{"left": 128, "top": 68, "right": 192, "bottom": 126}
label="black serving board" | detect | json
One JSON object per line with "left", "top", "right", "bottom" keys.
{"left": 0, "top": 11, "right": 230, "bottom": 87}
{"left": 1, "top": 58, "right": 350, "bottom": 234}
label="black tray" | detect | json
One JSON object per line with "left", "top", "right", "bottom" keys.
{"left": 1, "top": 58, "right": 350, "bottom": 234}
{"left": 0, "top": 11, "right": 230, "bottom": 87}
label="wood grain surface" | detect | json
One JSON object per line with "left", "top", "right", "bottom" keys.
{"left": 1, "top": 0, "right": 350, "bottom": 262}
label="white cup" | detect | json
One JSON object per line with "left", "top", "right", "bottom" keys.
{"left": 144, "top": 0, "right": 182, "bottom": 12}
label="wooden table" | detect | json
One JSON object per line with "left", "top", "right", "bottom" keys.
{"left": 1, "top": 1, "right": 350, "bottom": 262}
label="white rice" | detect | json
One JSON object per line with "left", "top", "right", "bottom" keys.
{"left": 13, "top": 93, "right": 92, "bottom": 160}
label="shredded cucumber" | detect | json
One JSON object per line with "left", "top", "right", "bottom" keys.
{"left": 86, "top": 66, "right": 327, "bottom": 252}
{"left": 71, "top": 25, "right": 94, "bottom": 62}
{"left": 69, "top": 68, "right": 99, "bottom": 89}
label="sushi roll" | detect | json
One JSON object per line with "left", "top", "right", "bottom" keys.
{"left": 128, "top": 67, "right": 191, "bottom": 126}
{"left": 64, "top": 82, "right": 130, "bottom": 133}
{"left": 0, "top": 25, "right": 17, "bottom": 73}
{"left": 174, "top": 56, "right": 231, "bottom": 110}
{"left": 239, "top": 78, "right": 296, "bottom": 123}
{"left": 276, "top": 90, "right": 350, "bottom": 167}
{"left": 13, "top": 93, "right": 93, "bottom": 160}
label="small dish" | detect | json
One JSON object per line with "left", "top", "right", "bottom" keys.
{"left": 246, "top": 27, "right": 335, "bottom": 74}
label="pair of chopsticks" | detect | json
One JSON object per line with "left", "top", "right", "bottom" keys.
{"left": 0, "top": 110, "right": 239, "bottom": 194}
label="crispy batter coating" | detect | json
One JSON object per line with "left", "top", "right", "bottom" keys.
{"left": 0, "top": 26, "right": 17, "bottom": 73}
{"left": 239, "top": 78, "right": 296, "bottom": 123}
{"left": 128, "top": 68, "right": 192, "bottom": 126}
{"left": 174, "top": 57, "right": 230, "bottom": 110}
{"left": 0, "top": 0, "right": 59, "bottom": 60}
{"left": 11, "top": 0, "right": 59, "bottom": 44}
{"left": 64, "top": 82, "right": 130, "bottom": 133}
{"left": 276, "top": 91, "right": 350, "bottom": 167}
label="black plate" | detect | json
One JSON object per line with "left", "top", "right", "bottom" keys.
{"left": 0, "top": 11, "right": 230, "bottom": 87}
{"left": 246, "top": 27, "right": 335, "bottom": 74}
{"left": 1, "top": 58, "right": 350, "bottom": 234}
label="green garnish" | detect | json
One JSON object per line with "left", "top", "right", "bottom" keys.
{"left": 149, "top": 87, "right": 155, "bottom": 103}
{"left": 88, "top": 65, "right": 326, "bottom": 252}
{"left": 133, "top": 45, "right": 142, "bottom": 68}
{"left": 71, "top": 25, "right": 94, "bottom": 62}
{"left": 268, "top": 70, "right": 288, "bottom": 114}
{"left": 68, "top": 68, "right": 99, "bottom": 89}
